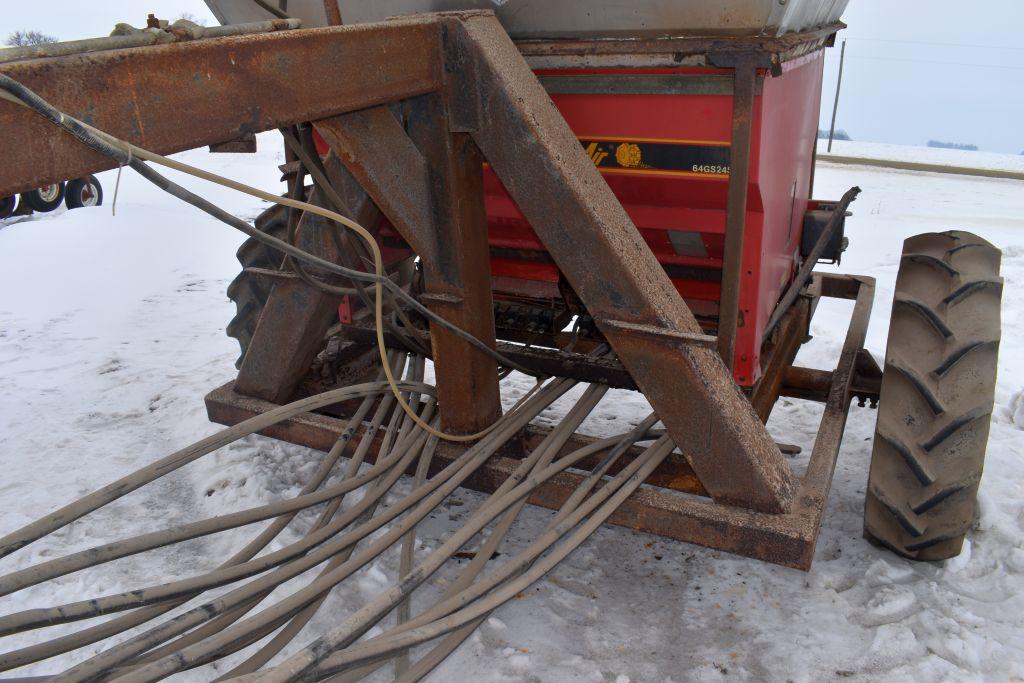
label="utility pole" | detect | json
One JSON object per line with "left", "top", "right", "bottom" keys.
{"left": 827, "top": 39, "right": 846, "bottom": 153}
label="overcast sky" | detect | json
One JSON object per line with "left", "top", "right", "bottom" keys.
{"left": 822, "top": 1, "right": 1024, "bottom": 153}
{"left": 5, "top": 1, "right": 1023, "bottom": 154}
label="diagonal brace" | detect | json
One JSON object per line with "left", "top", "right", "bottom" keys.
{"left": 442, "top": 13, "right": 796, "bottom": 512}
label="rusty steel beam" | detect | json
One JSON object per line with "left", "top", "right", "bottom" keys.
{"left": 234, "top": 162, "right": 380, "bottom": 403}
{"left": 795, "top": 275, "right": 875, "bottom": 563}
{"left": 205, "top": 378, "right": 809, "bottom": 567}
{"left": 341, "top": 319, "right": 875, "bottom": 434}
{"left": 780, "top": 366, "right": 833, "bottom": 404}
{"left": 405, "top": 93, "right": 502, "bottom": 434}
{"left": 209, "top": 133, "right": 257, "bottom": 153}
{"left": 340, "top": 319, "right": 638, "bottom": 389}
{"left": 780, "top": 351, "right": 880, "bottom": 408}
{"left": 0, "top": 17, "right": 444, "bottom": 196}
{"left": 206, "top": 379, "right": 806, "bottom": 565}
{"left": 716, "top": 56, "right": 757, "bottom": 372}
{"left": 314, "top": 108, "right": 437, "bottom": 263}
{"left": 749, "top": 295, "right": 811, "bottom": 422}
{"left": 315, "top": 102, "right": 502, "bottom": 433}
{"left": 205, "top": 381, "right": 707, "bottom": 497}
{"left": 443, "top": 13, "right": 794, "bottom": 512}
{"left": 323, "top": 0, "right": 344, "bottom": 26}
{"left": 513, "top": 23, "right": 844, "bottom": 60}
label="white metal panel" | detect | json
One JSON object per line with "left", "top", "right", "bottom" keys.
{"left": 205, "top": 0, "right": 849, "bottom": 37}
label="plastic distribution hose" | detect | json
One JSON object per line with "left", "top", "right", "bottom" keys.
{"left": 0, "top": 380, "right": 431, "bottom": 560}
{"left": 0, "top": 359, "right": 414, "bottom": 656}
{"left": 112, "top": 355, "right": 422, "bottom": 675}
{"left": 0, "top": 360, "right": 436, "bottom": 672}
{"left": 308, "top": 437, "right": 675, "bottom": 680}
{"left": 0, "top": 366, "right": 664, "bottom": 680}
{"left": 129, "top": 423, "right": 648, "bottom": 681}
{"left": 82, "top": 377, "right": 576, "bottom": 680}
{"left": 0, "top": 355, "right": 405, "bottom": 670}
{"left": 32, "top": 382, "right": 565, "bottom": 679}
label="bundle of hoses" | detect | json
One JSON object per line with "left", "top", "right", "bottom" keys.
{"left": 0, "top": 354, "right": 668, "bottom": 680}
{"left": 0, "top": 74, "right": 676, "bottom": 679}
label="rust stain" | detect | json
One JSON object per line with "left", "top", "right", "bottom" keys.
{"left": 125, "top": 68, "right": 146, "bottom": 144}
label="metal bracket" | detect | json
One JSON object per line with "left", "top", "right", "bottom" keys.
{"left": 419, "top": 292, "right": 465, "bottom": 307}
{"left": 600, "top": 319, "right": 717, "bottom": 350}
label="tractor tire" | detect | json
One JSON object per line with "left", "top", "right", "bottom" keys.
{"left": 864, "top": 230, "right": 1002, "bottom": 561}
{"left": 226, "top": 202, "right": 289, "bottom": 368}
{"left": 0, "top": 195, "right": 15, "bottom": 219}
{"left": 24, "top": 182, "right": 65, "bottom": 212}
{"left": 65, "top": 176, "right": 103, "bottom": 209}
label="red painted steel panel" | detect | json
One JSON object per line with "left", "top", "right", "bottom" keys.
{"left": 740, "top": 53, "right": 826, "bottom": 383}
{"left": 480, "top": 56, "right": 825, "bottom": 386}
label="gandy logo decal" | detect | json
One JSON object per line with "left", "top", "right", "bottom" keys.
{"left": 578, "top": 137, "right": 731, "bottom": 177}
{"left": 584, "top": 142, "right": 610, "bottom": 166}
{"left": 615, "top": 142, "right": 643, "bottom": 168}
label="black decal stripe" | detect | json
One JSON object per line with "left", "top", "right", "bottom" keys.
{"left": 578, "top": 138, "right": 732, "bottom": 176}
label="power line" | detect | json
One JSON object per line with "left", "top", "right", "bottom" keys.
{"left": 845, "top": 36, "right": 1024, "bottom": 52}
{"left": 841, "top": 53, "right": 1024, "bottom": 72}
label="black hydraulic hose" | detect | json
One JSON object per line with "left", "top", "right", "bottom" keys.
{"left": 0, "top": 73, "right": 538, "bottom": 379}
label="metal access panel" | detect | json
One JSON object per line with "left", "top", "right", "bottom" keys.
{"left": 205, "top": 0, "right": 850, "bottom": 37}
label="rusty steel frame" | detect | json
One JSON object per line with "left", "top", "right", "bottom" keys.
{"left": 399, "top": 94, "right": 503, "bottom": 434}
{"left": 513, "top": 23, "right": 841, "bottom": 62}
{"left": 207, "top": 273, "right": 875, "bottom": 569}
{"left": 749, "top": 291, "right": 813, "bottom": 422}
{"left": 0, "top": 11, "right": 862, "bottom": 564}
{"left": 235, "top": 153, "right": 388, "bottom": 404}
{"left": 313, "top": 101, "right": 504, "bottom": 435}
{"left": 0, "top": 17, "right": 444, "bottom": 196}
{"left": 716, "top": 55, "right": 757, "bottom": 371}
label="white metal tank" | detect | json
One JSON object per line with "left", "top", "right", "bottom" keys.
{"left": 204, "top": 0, "right": 849, "bottom": 38}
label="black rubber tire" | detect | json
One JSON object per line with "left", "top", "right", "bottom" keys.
{"left": 65, "top": 176, "right": 103, "bottom": 209}
{"left": 865, "top": 230, "right": 1002, "bottom": 561}
{"left": 226, "top": 202, "right": 289, "bottom": 368}
{"left": 24, "top": 182, "right": 65, "bottom": 212}
{"left": 0, "top": 195, "right": 15, "bottom": 219}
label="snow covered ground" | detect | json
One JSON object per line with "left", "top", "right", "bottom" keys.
{"left": 0, "top": 136, "right": 1022, "bottom": 681}
{"left": 818, "top": 139, "right": 1024, "bottom": 174}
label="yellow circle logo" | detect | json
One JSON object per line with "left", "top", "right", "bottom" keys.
{"left": 615, "top": 142, "right": 642, "bottom": 168}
